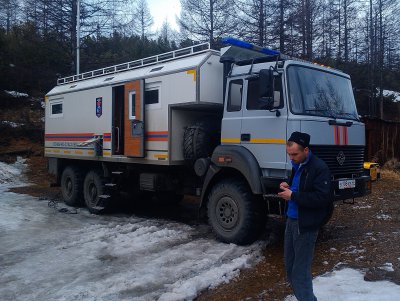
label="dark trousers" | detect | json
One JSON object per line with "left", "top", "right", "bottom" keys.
{"left": 284, "top": 218, "right": 318, "bottom": 301}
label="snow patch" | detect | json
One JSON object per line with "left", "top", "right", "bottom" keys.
{"left": 285, "top": 268, "right": 400, "bottom": 301}
{"left": 380, "top": 263, "right": 394, "bottom": 272}
{"left": 383, "top": 90, "right": 400, "bottom": 102}
{"left": 1, "top": 120, "right": 21, "bottom": 128}
{"left": 377, "top": 213, "right": 392, "bottom": 221}
{"left": 0, "top": 157, "right": 27, "bottom": 186}
{"left": 353, "top": 205, "right": 371, "bottom": 209}
{"left": 4, "top": 90, "right": 29, "bottom": 98}
{"left": 345, "top": 245, "right": 365, "bottom": 254}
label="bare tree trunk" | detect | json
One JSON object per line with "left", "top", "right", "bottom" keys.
{"left": 302, "top": 0, "right": 306, "bottom": 57}
{"left": 71, "top": 0, "right": 78, "bottom": 74}
{"left": 344, "top": 0, "right": 348, "bottom": 62}
{"left": 338, "top": 0, "right": 342, "bottom": 60}
{"left": 378, "top": 0, "right": 384, "bottom": 119}
{"left": 259, "top": 0, "right": 264, "bottom": 46}
{"left": 369, "top": 0, "right": 375, "bottom": 117}
{"left": 279, "top": 0, "right": 284, "bottom": 52}
{"left": 209, "top": 0, "right": 214, "bottom": 47}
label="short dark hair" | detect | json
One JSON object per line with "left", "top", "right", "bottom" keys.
{"left": 287, "top": 140, "right": 305, "bottom": 151}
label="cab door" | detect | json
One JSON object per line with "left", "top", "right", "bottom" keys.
{"left": 221, "top": 79, "right": 244, "bottom": 145}
{"left": 240, "top": 76, "right": 287, "bottom": 170}
{"left": 124, "top": 80, "right": 145, "bottom": 157}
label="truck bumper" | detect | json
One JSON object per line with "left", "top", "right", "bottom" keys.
{"left": 333, "top": 175, "right": 371, "bottom": 201}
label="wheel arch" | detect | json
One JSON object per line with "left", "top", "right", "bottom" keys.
{"left": 199, "top": 145, "right": 263, "bottom": 219}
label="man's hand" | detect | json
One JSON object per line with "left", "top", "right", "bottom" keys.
{"left": 279, "top": 182, "right": 289, "bottom": 190}
{"left": 278, "top": 182, "right": 292, "bottom": 201}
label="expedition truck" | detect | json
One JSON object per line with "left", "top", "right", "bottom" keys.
{"left": 45, "top": 38, "right": 371, "bottom": 245}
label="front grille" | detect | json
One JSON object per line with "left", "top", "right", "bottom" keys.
{"left": 311, "top": 145, "right": 364, "bottom": 177}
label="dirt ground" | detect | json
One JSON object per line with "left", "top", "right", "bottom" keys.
{"left": 6, "top": 150, "right": 400, "bottom": 301}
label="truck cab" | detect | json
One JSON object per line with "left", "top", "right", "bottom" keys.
{"left": 201, "top": 40, "right": 370, "bottom": 244}
{"left": 219, "top": 57, "right": 369, "bottom": 199}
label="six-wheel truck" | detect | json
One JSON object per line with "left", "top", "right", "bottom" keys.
{"left": 45, "top": 38, "right": 371, "bottom": 245}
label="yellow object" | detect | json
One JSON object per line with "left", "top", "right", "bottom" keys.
{"left": 363, "top": 162, "right": 380, "bottom": 181}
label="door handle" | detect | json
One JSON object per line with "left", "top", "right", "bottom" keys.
{"left": 241, "top": 133, "right": 251, "bottom": 142}
{"left": 115, "top": 127, "right": 120, "bottom": 153}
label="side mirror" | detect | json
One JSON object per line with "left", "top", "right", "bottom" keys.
{"left": 259, "top": 69, "right": 274, "bottom": 109}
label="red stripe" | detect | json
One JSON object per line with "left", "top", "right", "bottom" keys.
{"left": 333, "top": 126, "right": 340, "bottom": 145}
{"left": 342, "top": 126, "right": 348, "bottom": 145}
{"left": 146, "top": 137, "right": 168, "bottom": 141}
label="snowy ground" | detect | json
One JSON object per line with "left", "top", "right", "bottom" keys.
{"left": 0, "top": 159, "right": 264, "bottom": 301}
{"left": 1, "top": 159, "right": 400, "bottom": 301}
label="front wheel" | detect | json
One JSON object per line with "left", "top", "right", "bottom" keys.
{"left": 207, "top": 179, "right": 266, "bottom": 245}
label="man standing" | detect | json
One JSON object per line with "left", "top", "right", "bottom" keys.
{"left": 278, "top": 132, "right": 333, "bottom": 301}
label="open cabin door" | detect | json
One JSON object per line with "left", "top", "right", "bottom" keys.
{"left": 124, "top": 80, "right": 145, "bottom": 157}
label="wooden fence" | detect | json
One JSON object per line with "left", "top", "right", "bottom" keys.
{"left": 363, "top": 117, "right": 400, "bottom": 164}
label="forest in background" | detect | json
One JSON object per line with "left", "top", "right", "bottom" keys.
{"left": 0, "top": 0, "right": 399, "bottom": 119}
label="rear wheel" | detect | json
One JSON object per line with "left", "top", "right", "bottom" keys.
{"left": 83, "top": 170, "right": 109, "bottom": 214}
{"left": 61, "top": 166, "right": 84, "bottom": 206}
{"left": 207, "top": 179, "right": 266, "bottom": 245}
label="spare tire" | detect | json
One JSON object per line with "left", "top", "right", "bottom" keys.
{"left": 183, "top": 122, "right": 219, "bottom": 164}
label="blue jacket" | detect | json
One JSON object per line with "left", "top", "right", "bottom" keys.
{"left": 289, "top": 153, "right": 334, "bottom": 233}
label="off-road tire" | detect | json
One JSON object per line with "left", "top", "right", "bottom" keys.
{"left": 83, "top": 170, "right": 108, "bottom": 214}
{"left": 183, "top": 122, "right": 218, "bottom": 164}
{"left": 61, "top": 166, "right": 84, "bottom": 206}
{"left": 207, "top": 179, "right": 266, "bottom": 245}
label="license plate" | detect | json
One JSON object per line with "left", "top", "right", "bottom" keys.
{"left": 339, "top": 179, "right": 356, "bottom": 189}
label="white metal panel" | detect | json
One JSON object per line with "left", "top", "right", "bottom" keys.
{"left": 47, "top": 52, "right": 216, "bottom": 97}
{"left": 46, "top": 86, "right": 111, "bottom": 135}
{"left": 199, "top": 54, "right": 223, "bottom": 104}
{"left": 45, "top": 86, "right": 112, "bottom": 158}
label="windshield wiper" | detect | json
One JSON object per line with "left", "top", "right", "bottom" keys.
{"left": 305, "top": 109, "right": 336, "bottom": 119}
{"left": 336, "top": 112, "right": 359, "bottom": 121}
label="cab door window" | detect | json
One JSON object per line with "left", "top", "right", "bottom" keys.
{"left": 227, "top": 79, "right": 243, "bottom": 112}
{"left": 246, "top": 76, "right": 283, "bottom": 110}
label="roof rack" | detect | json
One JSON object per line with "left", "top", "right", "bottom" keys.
{"left": 57, "top": 43, "right": 211, "bottom": 85}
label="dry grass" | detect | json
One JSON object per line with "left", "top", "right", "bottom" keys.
{"left": 383, "top": 158, "right": 400, "bottom": 171}
{"left": 381, "top": 169, "right": 400, "bottom": 180}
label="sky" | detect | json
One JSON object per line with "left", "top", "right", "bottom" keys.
{"left": 147, "top": 0, "right": 181, "bottom": 31}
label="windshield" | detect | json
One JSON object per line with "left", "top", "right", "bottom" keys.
{"left": 287, "top": 65, "right": 359, "bottom": 120}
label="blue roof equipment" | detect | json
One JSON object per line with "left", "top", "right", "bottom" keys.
{"left": 222, "top": 37, "right": 280, "bottom": 56}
